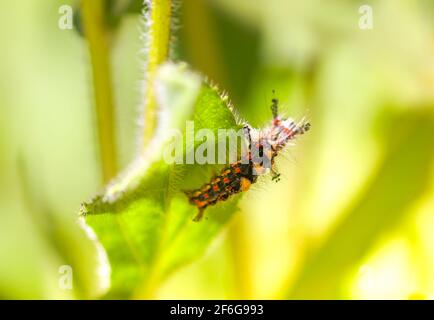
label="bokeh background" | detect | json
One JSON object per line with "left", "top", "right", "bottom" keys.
{"left": 1, "top": 0, "right": 434, "bottom": 299}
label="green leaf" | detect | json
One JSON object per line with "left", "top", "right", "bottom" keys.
{"left": 287, "top": 108, "right": 434, "bottom": 299}
{"left": 82, "top": 62, "right": 243, "bottom": 298}
{"left": 47, "top": 215, "right": 111, "bottom": 298}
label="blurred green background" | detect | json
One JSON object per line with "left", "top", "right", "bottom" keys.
{"left": 1, "top": 0, "right": 434, "bottom": 299}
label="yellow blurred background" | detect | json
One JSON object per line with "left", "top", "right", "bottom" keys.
{"left": 0, "top": 0, "right": 434, "bottom": 299}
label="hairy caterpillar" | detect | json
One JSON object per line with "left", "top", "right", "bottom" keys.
{"left": 185, "top": 97, "right": 311, "bottom": 221}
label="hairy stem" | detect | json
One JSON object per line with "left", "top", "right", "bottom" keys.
{"left": 142, "top": 0, "right": 172, "bottom": 149}
{"left": 81, "top": 0, "right": 118, "bottom": 183}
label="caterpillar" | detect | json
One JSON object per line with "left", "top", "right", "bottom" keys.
{"left": 185, "top": 98, "right": 310, "bottom": 221}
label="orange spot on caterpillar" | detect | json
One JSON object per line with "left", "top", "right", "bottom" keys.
{"left": 240, "top": 177, "right": 251, "bottom": 191}
{"left": 194, "top": 200, "right": 207, "bottom": 208}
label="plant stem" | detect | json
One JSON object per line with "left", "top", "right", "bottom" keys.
{"left": 81, "top": 0, "right": 118, "bottom": 183}
{"left": 142, "top": 0, "right": 172, "bottom": 149}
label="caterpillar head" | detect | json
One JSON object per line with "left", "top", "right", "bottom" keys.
{"left": 268, "top": 97, "right": 310, "bottom": 150}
